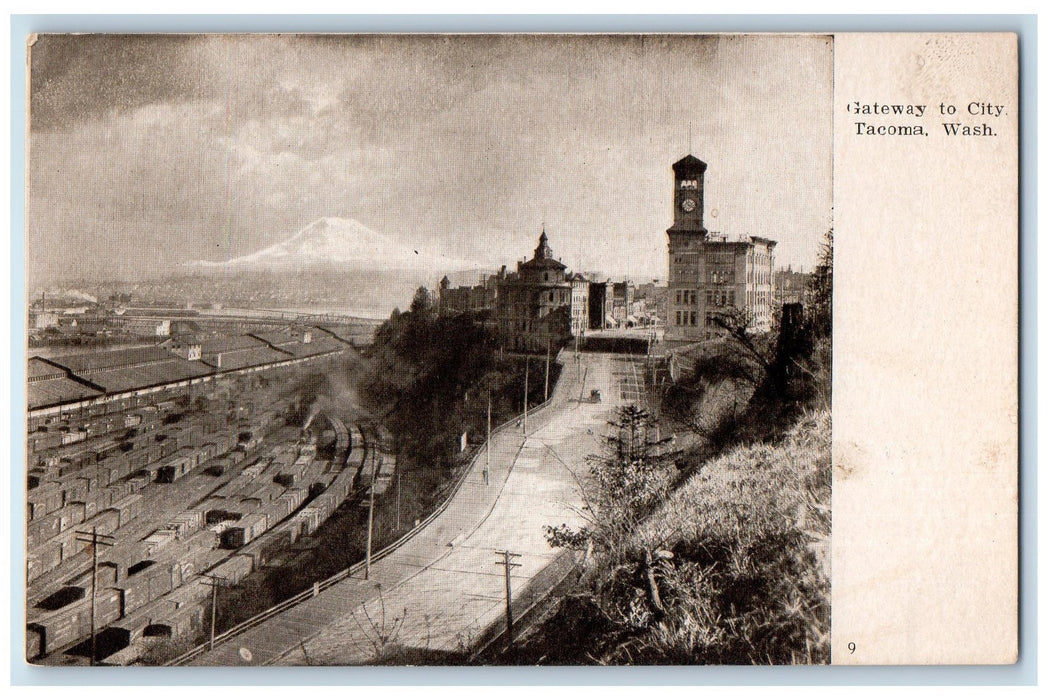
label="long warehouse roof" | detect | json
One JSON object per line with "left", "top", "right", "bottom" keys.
{"left": 27, "top": 329, "right": 348, "bottom": 411}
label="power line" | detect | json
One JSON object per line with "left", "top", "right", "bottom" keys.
{"left": 74, "top": 527, "right": 115, "bottom": 665}
{"left": 200, "top": 573, "right": 229, "bottom": 652}
{"left": 494, "top": 549, "right": 522, "bottom": 651}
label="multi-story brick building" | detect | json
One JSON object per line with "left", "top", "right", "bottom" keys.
{"left": 588, "top": 280, "right": 615, "bottom": 330}
{"left": 569, "top": 273, "right": 590, "bottom": 338}
{"left": 438, "top": 271, "right": 502, "bottom": 316}
{"left": 611, "top": 281, "right": 636, "bottom": 326}
{"left": 665, "top": 154, "right": 776, "bottom": 342}
{"left": 496, "top": 230, "right": 588, "bottom": 352}
{"left": 774, "top": 267, "right": 810, "bottom": 306}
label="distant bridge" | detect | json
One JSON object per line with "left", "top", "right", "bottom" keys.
{"left": 192, "top": 308, "right": 386, "bottom": 327}
{"left": 275, "top": 311, "right": 384, "bottom": 327}
{"left": 120, "top": 307, "right": 385, "bottom": 337}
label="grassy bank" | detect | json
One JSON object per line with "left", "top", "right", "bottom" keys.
{"left": 490, "top": 232, "right": 834, "bottom": 665}
{"left": 502, "top": 408, "right": 830, "bottom": 665}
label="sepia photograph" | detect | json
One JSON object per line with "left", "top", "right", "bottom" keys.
{"left": 23, "top": 33, "right": 835, "bottom": 667}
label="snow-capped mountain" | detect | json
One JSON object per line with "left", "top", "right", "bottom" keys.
{"left": 188, "top": 217, "right": 483, "bottom": 272}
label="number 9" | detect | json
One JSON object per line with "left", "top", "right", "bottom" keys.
{"left": 848, "top": 642, "right": 856, "bottom": 654}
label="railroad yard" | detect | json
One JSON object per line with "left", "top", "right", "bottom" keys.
{"left": 24, "top": 315, "right": 655, "bottom": 666}
{"left": 180, "top": 351, "right": 642, "bottom": 666}
{"left": 23, "top": 325, "right": 400, "bottom": 665}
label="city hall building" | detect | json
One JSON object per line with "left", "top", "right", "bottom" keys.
{"left": 665, "top": 154, "right": 777, "bottom": 342}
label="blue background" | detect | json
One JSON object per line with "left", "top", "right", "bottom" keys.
{"left": 9, "top": 13, "right": 1038, "bottom": 686}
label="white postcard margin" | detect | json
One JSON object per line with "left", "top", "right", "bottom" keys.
{"left": 831, "top": 32, "right": 1018, "bottom": 665}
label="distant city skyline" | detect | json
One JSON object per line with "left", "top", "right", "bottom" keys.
{"left": 28, "top": 34, "right": 832, "bottom": 287}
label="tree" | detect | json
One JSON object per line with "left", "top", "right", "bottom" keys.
{"left": 660, "top": 306, "right": 775, "bottom": 445}
{"left": 409, "top": 286, "right": 435, "bottom": 322}
{"left": 807, "top": 229, "right": 832, "bottom": 338}
{"left": 397, "top": 286, "right": 437, "bottom": 363}
{"left": 545, "top": 405, "right": 679, "bottom": 623}
{"left": 709, "top": 306, "right": 775, "bottom": 384}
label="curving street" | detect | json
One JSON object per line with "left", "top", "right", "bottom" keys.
{"left": 189, "top": 351, "right": 638, "bottom": 665}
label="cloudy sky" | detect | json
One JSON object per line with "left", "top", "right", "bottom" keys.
{"left": 28, "top": 34, "right": 832, "bottom": 287}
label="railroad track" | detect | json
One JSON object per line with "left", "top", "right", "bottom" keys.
{"left": 24, "top": 382, "right": 337, "bottom": 664}
{"left": 166, "top": 390, "right": 561, "bottom": 666}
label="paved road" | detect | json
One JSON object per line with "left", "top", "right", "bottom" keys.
{"left": 188, "top": 351, "right": 634, "bottom": 666}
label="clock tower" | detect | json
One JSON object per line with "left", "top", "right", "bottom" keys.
{"left": 669, "top": 154, "right": 707, "bottom": 233}
{"left": 666, "top": 154, "right": 709, "bottom": 342}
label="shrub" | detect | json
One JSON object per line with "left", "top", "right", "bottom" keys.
{"left": 616, "top": 409, "right": 831, "bottom": 664}
{"left": 528, "top": 409, "right": 830, "bottom": 665}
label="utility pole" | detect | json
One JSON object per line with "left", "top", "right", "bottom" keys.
{"left": 75, "top": 527, "right": 114, "bottom": 665}
{"left": 650, "top": 349, "right": 657, "bottom": 414}
{"left": 522, "top": 356, "right": 529, "bottom": 436}
{"left": 201, "top": 573, "right": 228, "bottom": 651}
{"left": 544, "top": 338, "right": 550, "bottom": 403}
{"left": 495, "top": 550, "right": 522, "bottom": 649}
{"left": 395, "top": 468, "right": 401, "bottom": 532}
{"left": 394, "top": 437, "right": 401, "bottom": 532}
{"left": 365, "top": 446, "right": 377, "bottom": 580}
{"left": 485, "top": 393, "right": 491, "bottom": 486}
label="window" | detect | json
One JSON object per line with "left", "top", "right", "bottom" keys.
{"left": 675, "top": 310, "right": 681, "bottom": 326}
{"left": 690, "top": 311, "right": 697, "bottom": 326}
{"left": 675, "top": 290, "right": 681, "bottom": 305}
{"left": 549, "top": 291, "right": 554, "bottom": 302}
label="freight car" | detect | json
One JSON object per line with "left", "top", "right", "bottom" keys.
{"left": 63, "top": 561, "right": 119, "bottom": 593}
{"left": 208, "top": 553, "right": 254, "bottom": 585}
{"left": 25, "top": 586, "right": 123, "bottom": 659}
{"left": 26, "top": 542, "right": 62, "bottom": 584}
{"left": 26, "top": 511, "right": 61, "bottom": 548}
{"left": 116, "top": 561, "right": 177, "bottom": 617}
{"left": 76, "top": 507, "right": 120, "bottom": 539}
{"left": 108, "top": 593, "right": 180, "bottom": 651}
{"left": 295, "top": 506, "right": 324, "bottom": 536}
{"left": 156, "top": 458, "right": 192, "bottom": 483}
{"left": 143, "top": 529, "right": 179, "bottom": 555}
{"left": 27, "top": 485, "right": 64, "bottom": 521}
{"left": 110, "top": 494, "right": 144, "bottom": 528}
{"left": 220, "top": 512, "right": 268, "bottom": 549}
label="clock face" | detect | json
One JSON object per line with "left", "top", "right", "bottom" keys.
{"left": 681, "top": 198, "right": 696, "bottom": 213}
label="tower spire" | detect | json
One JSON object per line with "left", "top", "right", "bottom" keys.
{"left": 535, "top": 226, "right": 552, "bottom": 260}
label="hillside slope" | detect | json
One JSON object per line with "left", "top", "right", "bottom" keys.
{"left": 502, "top": 409, "right": 831, "bottom": 665}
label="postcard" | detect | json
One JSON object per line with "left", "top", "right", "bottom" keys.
{"left": 21, "top": 31, "right": 1017, "bottom": 668}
